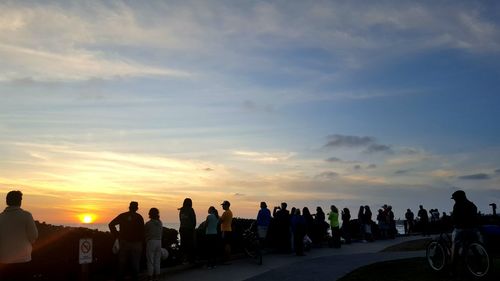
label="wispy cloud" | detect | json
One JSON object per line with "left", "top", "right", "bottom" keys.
{"left": 458, "top": 173, "right": 491, "bottom": 180}
{"left": 324, "top": 134, "right": 393, "bottom": 154}
{"left": 233, "top": 150, "right": 294, "bottom": 163}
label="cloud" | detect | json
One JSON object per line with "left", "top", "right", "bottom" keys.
{"left": 233, "top": 150, "right": 294, "bottom": 163}
{"left": 353, "top": 165, "right": 361, "bottom": 170}
{"left": 0, "top": 43, "right": 191, "bottom": 82}
{"left": 367, "top": 164, "right": 377, "bottom": 169}
{"left": 325, "top": 157, "right": 343, "bottom": 163}
{"left": 315, "top": 171, "right": 338, "bottom": 179}
{"left": 495, "top": 169, "right": 500, "bottom": 174}
{"left": 324, "top": 134, "right": 392, "bottom": 154}
{"left": 458, "top": 173, "right": 491, "bottom": 180}
{"left": 395, "top": 169, "right": 410, "bottom": 175}
{"left": 325, "top": 135, "right": 374, "bottom": 148}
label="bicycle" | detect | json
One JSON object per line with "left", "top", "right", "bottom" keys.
{"left": 242, "top": 222, "right": 263, "bottom": 265}
{"left": 426, "top": 230, "right": 491, "bottom": 279}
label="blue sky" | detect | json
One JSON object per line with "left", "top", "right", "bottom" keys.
{"left": 1, "top": 0, "right": 499, "bottom": 223}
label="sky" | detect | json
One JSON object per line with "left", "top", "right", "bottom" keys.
{"left": 1, "top": 0, "right": 500, "bottom": 225}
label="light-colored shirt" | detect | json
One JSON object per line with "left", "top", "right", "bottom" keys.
{"left": 220, "top": 209, "right": 233, "bottom": 232}
{"left": 205, "top": 213, "right": 218, "bottom": 235}
{"left": 0, "top": 206, "right": 38, "bottom": 263}
{"left": 145, "top": 219, "right": 163, "bottom": 241}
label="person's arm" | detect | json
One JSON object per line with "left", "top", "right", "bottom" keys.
{"left": 26, "top": 212, "right": 38, "bottom": 244}
{"left": 109, "top": 214, "right": 121, "bottom": 238}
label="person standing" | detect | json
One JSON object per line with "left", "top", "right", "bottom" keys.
{"left": 404, "top": 208, "right": 415, "bottom": 235}
{"left": 179, "top": 198, "right": 197, "bottom": 264}
{"left": 328, "top": 205, "right": 341, "bottom": 248}
{"left": 205, "top": 206, "right": 219, "bottom": 269}
{"left": 220, "top": 200, "right": 233, "bottom": 263}
{"left": 273, "top": 202, "right": 291, "bottom": 253}
{"left": 418, "top": 205, "right": 429, "bottom": 236}
{"left": 0, "top": 190, "right": 38, "bottom": 281}
{"left": 256, "top": 202, "right": 271, "bottom": 242}
{"left": 109, "top": 201, "right": 145, "bottom": 281}
{"left": 290, "top": 209, "right": 306, "bottom": 256}
{"left": 145, "top": 208, "right": 162, "bottom": 281}
{"left": 341, "top": 207, "right": 351, "bottom": 244}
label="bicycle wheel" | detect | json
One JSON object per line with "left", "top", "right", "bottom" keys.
{"left": 464, "top": 242, "right": 490, "bottom": 278}
{"left": 426, "top": 241, "right": 448, "bottom": 272}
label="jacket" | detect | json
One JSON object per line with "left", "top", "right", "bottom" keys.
{"left": 0, "top": 206, "right": 38, "bottom": 263}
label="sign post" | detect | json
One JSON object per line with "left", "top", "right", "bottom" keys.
{"left": 79, "top": 238, "right": 92, "bottom": 281}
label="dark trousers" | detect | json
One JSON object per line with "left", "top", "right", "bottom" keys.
{"left": 180, "top": 228, "right": 196, "bottom": 263}
{"left": 331, "top": 226, "right": 341, "bottom": 248}
{"left": 205, "top": 234, "right": 218, "bottom": 267}
{"left": 117, "top": 240, "right": 143, "bottom": 281}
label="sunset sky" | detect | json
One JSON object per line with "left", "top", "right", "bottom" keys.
{"left": 1, "top": 1, "right": 500, "bottom": 225}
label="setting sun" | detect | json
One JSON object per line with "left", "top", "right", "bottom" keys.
{"left": 78, "top": 214, "right": 96, "bottom": 224}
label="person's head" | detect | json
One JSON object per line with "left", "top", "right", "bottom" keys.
{"left": 280, "top": 202, "right": 287, "bottom": 210}
{"left": 129, "top": 201, "right": 138, "bottom": 212}
{"left": 303, "top": 207, "right": 310, "bottom": 216}
{"left": 317, "top": 206, "right": 323, "bottom": 213}
{"left": 208, "top": 206, "right": 216, "bottom": 214}
{"left": 343, "top": 207, "right": 350, "bottom": 214}
{"left": 331, "top": 205, "right": 338, "bottom": 213}
{"left": 6, "top": 190, "right": 22, "bottom": 207}
{"left": 260, "top": 202, "right": 267, "bottom": 209}
{"left": 419, "top": 205, "right": 423, "bottom": 209}
{"left": 221, "top": 200, "right": 230, "bottom": 210}
{"left": 149, "top": 207, "right": 159, "bottom": 220}
{"left": 295, "top": 208, "right": 301, "bottom": 215}
{"left": 378, "top": 209, "right": 383, "bottom": 214}
{"left": 364, "top": 205, "right": 371, "bottom": 211}
{"left": 451, "top": 190, "right": 466, "bottom": 202}
{"left": 182, "top": 198, "right": 193, "bottom": 208}
{"left": 388, "top": 206, "right": 392, "bottom": 210}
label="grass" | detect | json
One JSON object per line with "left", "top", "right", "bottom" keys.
{"left": 338, "top": 257, "right": 500, "bottom": 281}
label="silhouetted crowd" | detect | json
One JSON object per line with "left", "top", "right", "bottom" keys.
{"left": 1, "top": 189, "right": 499, "bottom": 281}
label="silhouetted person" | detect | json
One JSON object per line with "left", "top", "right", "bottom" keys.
{"left": 377, "top": 207, "right": 387, "bottom": 239}
{"left": 404, "top": 208, "right": 415, "bottom": 235}
{"left": 273, "top": 202, "right": 291, "bottom": 253}
{"left": 145, "top": 208, "right": 162, "bottom": 281}
{"left": 220, "top": 200, "right": 233, "bottom": 263}
{"left": 290, "top": 209, "right": 306, "bottom": 256}
{"left": 179, "top": 198, "right": 196, "bottom": 264}
{"left": 328, "top": 205, "right": 341, "bottom": 248}
{"left": 109, "top": 201, "right": 145, "bottom": 281}
{"left": 418, "top": 205, "right": 429, "bottom": 236}
{"left": 302, "top": 207, "right": 314, "bottom": 244}
{"left": 313, "top": 206, "right": 327, "bottom": 246}
{"left": 450, "top": 190, "right": 479, "bottom": 265}
{"left": 363, "top": 205, "right": 374, "bottom": 242}
{"left": 205, "top": 206, "right": 219, "bottom": 269}
{"left": 387, "top": 206, "right": 396, "bottom": 239}
{"left": 341, "top": 207, "right": 351, "bottom": 244}
{"left": 0, "top": 190, "right": 38, "bottom": 281}
{"left": 257, "top": 202, "right": 271, "bottom": 241}
{"left": 490, "top": 203, "right": 497, "bottom": 216}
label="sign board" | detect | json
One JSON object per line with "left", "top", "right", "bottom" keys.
{"left": 79, "top": 238, "right": 93, "bottom": 264}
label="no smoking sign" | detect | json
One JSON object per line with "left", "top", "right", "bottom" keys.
{"left": 79, "top": 238, "right": 93, "bottom": 264}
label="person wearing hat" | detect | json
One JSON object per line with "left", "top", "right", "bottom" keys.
{"left": 109, "top": 201, "right": 145, "bottom": 281}
{"left": 450, "top": 190, "right": 479, "bottom": 265}
{"left": 219, "top": 200, "right": 233, "bottom": 263}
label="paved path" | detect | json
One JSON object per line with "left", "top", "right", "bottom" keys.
{"left": 160, "top": 236, "right": 426, "bottom": 281}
